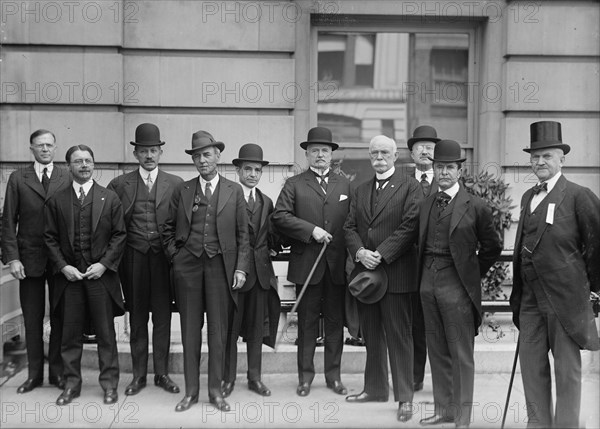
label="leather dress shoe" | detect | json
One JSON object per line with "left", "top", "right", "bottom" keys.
{"left": 414, "top": 381, "right": 424, "bottom": 392}
{"left": 345, "top": 391, "right": 388, "bottom": 403}
{"left": 104, "top": 388, "right": 118, "bottom": 404}
{"left": 49, "top": 376, "right": 66, "bottom": 390}
{"left": 125, "top": 376, "right": 147, "bottom": 396}
{"left": 248, "top": 380, "right": 271, "bottom": 396}
{"left": 154, "top": 374, "right": 180, "bottom": 394}
{"left": 419, "top": 414, "right": 455, "bottom": 425}
{"left": 56, "top": 388, "right": 80, "bottom": 406}
{"left": 209, "top": 395, "right": 231, "bottom": 412}
{"left": 175, "top": 395, "right": 198, "bottom": 412}
{"left": 397, "top": 402, "right": 414, "bottom": 422}
{"left": 296, "top": 382, "right": 310, "bottom": 397}
{"left": 17, "top": 378, "right": 42, "bottom": 394}
{"left": 221, "top": 381, "right": 235, "bottom": 398}
{"left": 326, "top": 380, "right": 347, "bottom": 395}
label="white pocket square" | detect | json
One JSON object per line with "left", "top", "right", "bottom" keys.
{"left": 339, "top": 194, "right": 348, "bottom": 201}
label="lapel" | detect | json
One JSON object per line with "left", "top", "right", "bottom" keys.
{"left": 449, "top": 187, "right": 470, "bottom": 236}
{"left": 531, "top": 175, "right": 567, "bottom": 251}
{"left": 216, "top": 175, "right": 233, "bottom": 215}
{"left": 182, "top": 179, "right": 195, "bottom": 223}
{"left": 361, "top": 177, "right": 375, "bottom": 224}
{"left": 122, "top": 170, "right": 138, "bottom": 215}
{"left": 257, "top": 189, "right": 269, "bottom": 231}
{"left": 371, "top": 171, "right": 402, "bottom": 222}
{"left": 155, "top": 169, "right": 169, "bottom": 206}
{"left": 515, "top": 189, "right": 534, "bottom": 251}
{"left": 46, "top": 167, "right": 69, "bottom": 201}
{"left": 324, "top": 173, "right": 339, "bottom": 203}
{"left": 304, "top": 171, "right": 326, "bottom": 200}
{"left": 91, "top": 183, "right": 107, "bottom": 234}
{"left": 23, "top": 165, "right": 46, "bottom": 199}
{"left": 419, "top": 194, "right": 436, "bottom": 245}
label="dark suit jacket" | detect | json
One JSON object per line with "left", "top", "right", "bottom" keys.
{"left": 407, "top": 167, "right": 436, "bottom": 197}
{"left": 1, "top": 165, "right": 70, "bottom": 276}
{"left": 344, "top": 170, "right": 421, "bottom": 293}
{"left": 510, "top": 175, "right": 600, "bottom": 351}
{"left": 161, "top": 175, "right": 251, "bottom": 303}
{"left": 44, "top": 182, "right": 127, "bottom": 316}
{"left": 272, "top": 170, "right": 350, "bottom": 286}
{"left": 417, "top": 185, "right": 502, "bottom": 330}
{"left": 107, "top": 168, "right": 184, "bottom": 235}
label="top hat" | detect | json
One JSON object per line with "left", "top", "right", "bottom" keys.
{"left": 232, "top": 143, "right": 269, "bottom": 167}
{"left": 407, "top": 125, "right": 440, "bottom": 151}
{"left": 185, "top": 130, "right": 225, "bottom": 154}
{"left": 130, "top": 123, "right": 165, "bottom": 146}
{"left": 428, "top": 139, "right": 466, "bottom": 163}
{"left": 299, "top": 127, "right": 339, "bottom": 151}
{"left": 523, "top": 121, "right": 570, "bottom": 155}
{"left": 348, "top": 265, "right": 388, "bottom": 305}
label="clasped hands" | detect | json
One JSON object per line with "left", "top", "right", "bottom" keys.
{"left": 61, "top": 263, "right": 107, "bottom": 282}
{"left": 358, "top": 248, "right": 382, "bottom": 270}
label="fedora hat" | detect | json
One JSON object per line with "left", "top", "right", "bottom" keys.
{"left": 523, "top": 121, "right": 570, "bottom": 155}
{"left": 232, "top": 143, "right": 269, "bottom": 167}
{"left": 299, "top": 127, "right": 339, "bottom": 151}
{"left": 428, "top": 139, "right": 466, "bottom": 163}
{"left": 185, "top": 130, "right": 225, "bottom": 154}
{"left": 348, "top": 265, "right": 388, "bottom": 305}
{"left": 130, "top": 123, "right": 165, "bottom": 146}
{"left": 407, "top": 125, "right": 440, "bottom": 151}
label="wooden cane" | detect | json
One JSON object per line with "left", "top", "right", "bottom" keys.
{"left": 274, "top": 241, "right": 328, "bottom": 352}
{"left": 501, "top": 337, "right": 520, "bottom": 429}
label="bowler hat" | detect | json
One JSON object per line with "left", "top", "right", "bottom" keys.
{"left": 185, "top": 130, "right": 225, "bottom": 154}
{"left": 130, "top": 123, "right": 165, "bottom": 146}
{"left": 299, "top": 127, "right": 339, "bottom": 151}
{"left": 428, "top": 139, "right": 466, "bottom": 163}
{"left": 407, "top": 125, "right": 440, "bottom": 151}
{"left": 523, "top": 121, "right": 570, "bottom": 155}
{"left": 232, "top": 143, "right": 269, "bottom": 167}
{"left": 348, "top": 265, "right": 388, "bottom": 305}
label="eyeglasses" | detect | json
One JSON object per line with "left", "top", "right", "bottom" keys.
{"left": 71, "top": 159, "right": 94, "bottom": 166}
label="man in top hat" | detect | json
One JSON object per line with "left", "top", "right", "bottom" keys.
{"left": 406, "top": 124, "right": 441, "bottom": 393}
{"left": 344, "top": 135, "right": 422, "bottom": 422}
{"left": 107, "top": 123, "right": 183, "bottom": 397}
{"left": 510, "top": 121, "right": 599, "bottom": 428}
{"left": 162, "top": 131, "right": 250, "bottom": 413}
{"left": 416, "top": 140, "right": 501, "bottom": 427}
{"left": 2, "top": 129, "right": 70, "bottom": 394}
{"left": 272, "top": 126, "right": 350, "bottom": 397}
{"left": 45, "top": 145, "right": 127, "bottom": 406}
{"left": 222, "top": 143, "right": 281, "bottom": 398}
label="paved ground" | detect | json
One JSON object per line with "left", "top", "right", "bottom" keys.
{"left": 1, "top": 365, "right": 598, "bottom": 428}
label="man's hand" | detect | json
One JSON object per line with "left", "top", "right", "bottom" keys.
{"left": 232, "top": 270, "right": 246, "bottom": 290}
{"left": 61, "top": 265, "right": 85, "bottom": 282}
{"left": 8, "top": 260, "right": 26, "bottom": 280}
{"left": 83, "top": 263, "right": 107, "bottom": 280}
{"left": 312, "top": 226, "right": 332, "bottom": 244}
{"left": 358, "top": 248, "right": 382, "bottom": 270}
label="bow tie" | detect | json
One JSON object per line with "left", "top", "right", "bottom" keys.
{"left": 436, "top": 192, "right": 451, "bottom": 208}
{"left": 532, "top": 182, "right": 548, "bottom": 195}
{"left": 375, "top": 178, "right": 389, "bottom": 189}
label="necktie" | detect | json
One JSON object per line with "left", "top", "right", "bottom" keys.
{"left": 420, "top": 173, "right": 430, "bottom": 195}
{"left": 319, "top": 175, "right": 327, "bottom": 194}
{"left": 78, "top": 186, "right": 86, "bottom": 204}
{"left": 42, "top": 167, "right": 50, "bottom": 193}
{"left": 376, "top": 178, "right": 389, "bottom": 192}
{"left": 532, "top": 182, "right": 548, "bottom": 195}
{"left": 205, "top": 182, "right": 212, "bottom": 200}
{"left": 436, "top": 192, "right": 451, "bottom": 209}
{"left": 146, "top": 173, "right": 153, "bottom": 192}
{"left": 248, "top": 190, "right": 255, "bottom": 211}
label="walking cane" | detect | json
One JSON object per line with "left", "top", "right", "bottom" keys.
{"left": 274, "top": 241, "right": 328, "bottom": 352}
{"left": 501, "top": 336, "right": 520, "bottom": 429}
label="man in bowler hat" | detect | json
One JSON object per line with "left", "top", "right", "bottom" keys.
{"left": 272, "top": 126, "right": 350, "bottom": 397}
{"left": 344, "top": 135, "right": 422, "bottom": 422}
{"left": 222, "top": 143, "right": 281, "bottom": 398}
{"left": 510, "top": 121, "right": 599, "bottom": 428}
{"left": 107, "top": 123, "right": 183, "bottom": 396}
{"left": 417, "top": 140, "right": 501, "bottom": 427}
{"left": 406, "top": 124, "right": 441, "bottom": 393}
{"left": 2, "top": 129, "right": 69, "bottom": 393}
{"left": 162, "top": 131, "right": 250, "bottom": 412}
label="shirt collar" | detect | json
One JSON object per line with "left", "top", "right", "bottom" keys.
{"left": 34, "top": 161, "right": 53, "bottom": 180}
{"left": 72, "top": 179, "right": 94, "bottom": 195}
{"left": 240, "top": 183, "right": 255, "bottom": 200}
{"left": 438, "top": 182, "right": 460, "bottom": 200}
{"left": 309, "top": 167, "right": 330, "bottom": 179}
{"left": 415, "top": 169, "right": 433, "bottom": 182}
{"left": 199, "top": 174, "right": 220, "bottom": 189}
{"left": 139, "top": 166, "right": 158, "bottom": 182}
{"left": 376, "top": 166, "right": 395, "bottom": 181}
{"left": 540, "top": 171, "right": 561, "bottom": 193}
